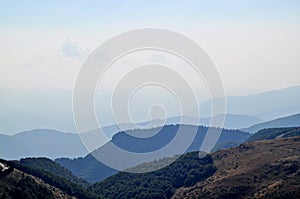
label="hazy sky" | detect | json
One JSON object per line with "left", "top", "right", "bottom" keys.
{"left": 1, "top": 0, "right": 300, "bottom": 135}
{"left": 0, "top": 0, "right": 300, "bottom": 95}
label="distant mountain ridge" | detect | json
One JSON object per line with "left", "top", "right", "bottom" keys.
{"left": 162, "top": 114, "right": 262, "bottom": 130}
{"left": 56, "top": 125, "right": 250, "bottom": 183}
{"left": 1, "top": 112, "right": 297, "bottom": 161}
{"left": 1, "top": 86, "right": 299, "bottom": 134}
{"left": 242, "top": 113, "right": 300, "bottom": 133}
{"left": 0, "top": 113, "right": 260, "bottom": 160}
{"left": 85, "top": 113, "right": 262, "bottom": 140}
{"left": 1, "top": 128, "right": 300, "bottom": 198}
{"left": 0, "top": 129, "right": 88, "bottom": 160}
{"left": 200, "top": 114, "right": 262, "bottom": 129}
{"left": 199, "top": 86, "right": 300, "bottom": 120}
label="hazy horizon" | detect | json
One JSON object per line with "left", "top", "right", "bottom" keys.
{"left": 1, "top": 0, "right": 300, "bottom": 135}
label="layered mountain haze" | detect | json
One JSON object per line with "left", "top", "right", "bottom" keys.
{"left": 2, "top": 113, "right": 298, "bottom": 183}
{"left": 1, "top": 127, "right": 300, "bottom": 198}
{"left": 82, "top": 113, "right": 262, "bottom": 141}
{"left": 151, "top": 114, "right": 263, "bottom": 130}
{"left": 200, "top": 86, "right": 300, "bottom": 120}
{"left": 1, "top": 86, "right": 299, "bottom": 134}
{"left": 0, "top": 113, "right": 260, "bottom": 160}
{"left": 56, "top": 125, "right": 250, "bottom": 182}
{"left": 242, "top": 113, "right": 300, "bottom": 133}
{"left": 200, "top": 114, "right": 262, "bottom": 130}
{"left": 0, "top": 129, "right": 88, "bottom": 160}
{"left": 2, "top": 1, "right": 300, "bottom": 198}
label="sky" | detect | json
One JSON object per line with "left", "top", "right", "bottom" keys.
{"left": 0, "top": 0, "right": 300, "bottom": 134}
{"left": 0, "top": 0, "right": 300, "bottom": 94}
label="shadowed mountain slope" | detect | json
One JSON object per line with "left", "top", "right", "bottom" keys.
{"left": 56, "top": 125, "right": 250, "bottom": 183}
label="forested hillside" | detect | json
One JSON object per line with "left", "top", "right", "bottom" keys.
{"left": 57, "top": 124, "right": 250, "bottom": 182}
{"left": 91, "top": 153, "right": 215, "bottom": 199}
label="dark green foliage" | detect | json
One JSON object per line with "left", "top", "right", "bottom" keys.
{"left": 10, "top": 161, "right": 102, "bottom": 199}
{"left": 1, "top": 171, "right": 54, "bottom": 199}
{"left": 56, "top": 155, "right": 117, "bottom": 183}
{"left": 7, "top": 176, "right": 54, "bottom": 199}
{"left": 125, "top": 155, "right": 180, "bottom": 173}
{"left": 247, "top": 127, "right": 300, "bottom": 142}
{"left": 19, "top": 157, "right": 89, "bottom": 186}
{"left": 281, "top": 128, "right": 300, "bottom": 138}
{"left": 91, "top": 152, "right": 216, "bottom": 199}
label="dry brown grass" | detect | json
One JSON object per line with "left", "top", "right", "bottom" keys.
{"left": 172, "top": 137, "right": 300, "bottom": 199}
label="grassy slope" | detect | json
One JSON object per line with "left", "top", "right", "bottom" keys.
{"left": 173, "top": 136, "right": 300, "bottom": 198}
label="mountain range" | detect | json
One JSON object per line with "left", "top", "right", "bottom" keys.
{"left": 1, "top": 111, "right": 299, "bottom": 161}
{"left": 242, "top": 113, "right": 300, "bottom": 133}
{"left": 199, "top": 86, "right": 300, "bottom": 120}
{"left": 1, "top": 86, "right": 300, "bottom": 134}
{"left": 0, "top": 129, "right": 88, "bottom": 160}
{"left": 1, "top": 127, "right": 300, "bottom": 198}
{"left": 56, "top": 125, "right": 250, "bottom": 183}
{"left": 0, "top": 113, "right": 260, "bottom": 160}
{"left": 91, "top": 127, "right": 300, "bottom": 198}
{"left": 81, "top": 113, "right": 259, "bottom": 143}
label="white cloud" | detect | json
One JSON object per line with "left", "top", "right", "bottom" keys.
{"left": 61, "top": 38, "right": 85, "bottom": 58}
